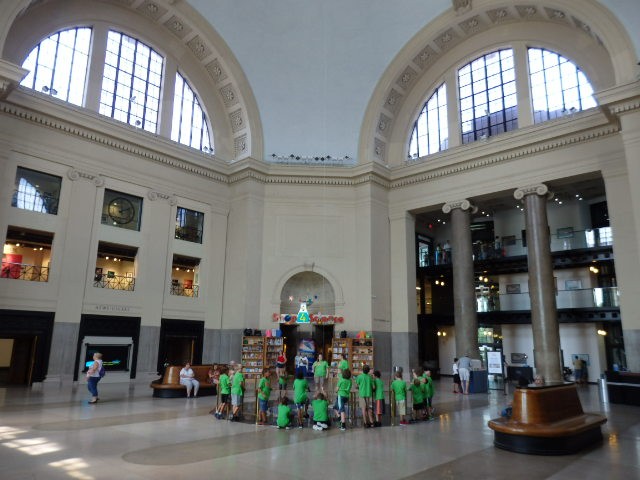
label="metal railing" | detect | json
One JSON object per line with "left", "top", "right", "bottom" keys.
{"left": 93, "top": 273, "right": 135, "bottom": 291}
{"left": 0, "top": 262, "right": 49, "bottom": 282}
{"left": 170, "top": 283, "right": 199, "bottom": 297}
{"left": 477, "top": 286, "right": 619, "bottom": 312}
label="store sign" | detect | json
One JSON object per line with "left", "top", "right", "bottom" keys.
{"left": 487, "top": 351, "right": 503, "bottom": 374}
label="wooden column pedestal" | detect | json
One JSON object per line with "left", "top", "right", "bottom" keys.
{"left": 488, "top": 383, "right": 607, "bottom": 455}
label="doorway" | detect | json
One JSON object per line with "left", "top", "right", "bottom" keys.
{"left": 313, "top": 325, "right": 334, "bottom": 361}
{"left": 0, "top": 336, "right": 38, "bottom": 386}
{"left": 279, "top": 324, "right": 298, "bottom": 373}
{"left": 157, "top": 319, "right": 204, "bottom": 373}
{"left": 164, "top": 335, "right": 196, "bottom": 365}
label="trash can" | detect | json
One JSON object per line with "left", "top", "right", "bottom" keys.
{"left": 598, "top": 374, "right": 609, "bottom": 404}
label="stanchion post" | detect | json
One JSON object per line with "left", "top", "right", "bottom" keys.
{"left": 255, "top": 388, "right": 259, "bottom": 425}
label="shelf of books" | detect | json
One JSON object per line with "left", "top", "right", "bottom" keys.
{"left": 241, "top": 336, "right": 265, "bottom": 379}
{"left": 329, "top": 338, "right": 351, "bottom": 378}
{"left": 265, "top": 336, "right": 284, "bottom": 369}
{"left": 350, "top": 338, "right": 374, "bottom": 376}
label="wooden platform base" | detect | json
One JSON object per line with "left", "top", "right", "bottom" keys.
{"left": 488, "top": 383, "right": 606, "bottom": 455}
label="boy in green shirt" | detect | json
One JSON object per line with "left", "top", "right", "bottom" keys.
{"left": 277, "top": 396, "right": 292, "bottom": 429}
{"left": 391, "top": 371, "right": 408, "bottom": 425}
{"left": 333, "top": 368, "right": 352, "bottom": 431}
{"left": 257, "top": 368, "right": 272, "bottom": 425}
{"left": 293, "top": 371, "right": 310, "bottom": 428}
{"left": 230, "top": 366, "right": 244, "bottom": 421}
{"left": 355, "top": 364, "right": 375, "bottom": 428}
{"left": 424, "top": 370, "right": 435, "bottom": 419}
{"left": 278, "top": 373, "right": 287, "bottom": 398}
{"left": 312, "top": 353, "right": 329, "bottom": 394}
{"left": 410, "top": 378, "right": 426, "bottom": 421}
{"left": 373, "top": 370, "right": 385, "bottom": 427}
{"left": 311, "top": 392, "right": 330, "bottom": 430}
{"left": 213, "top": 366, "right": 231, "bottom": 419}
{"left": 337, "top": 354, "right": 349, "bottom": 375}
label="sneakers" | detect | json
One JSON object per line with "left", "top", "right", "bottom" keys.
{"left": 399, "top": 420, "right": 409, "bottom": 425}
{"left": 374, "top": 421, "right": 382, "bottom": 428}
{"left": 320, "top": 423, "right": 328, "bottom": 429}
{"left": 313, "top": 424, "right": 322, "bottom": 431}
{"left": 298, "top": 425, "right": 303, "bottom": 429}
{"left": 340, "top": 423, "right": 346, "bottom": 431}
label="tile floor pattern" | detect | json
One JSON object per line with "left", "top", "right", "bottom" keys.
{"left": 0, "top": 380, "right": 638, "bottom": 479}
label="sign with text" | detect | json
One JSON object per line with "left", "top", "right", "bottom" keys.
{"left": 487, "top": 351, "right": 503, "bottom": 374}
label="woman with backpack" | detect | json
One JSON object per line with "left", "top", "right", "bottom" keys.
{"left": 86, "top": 352, "right": 104, "bottom": 404}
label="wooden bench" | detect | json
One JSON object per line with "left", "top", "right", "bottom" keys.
{"left": 488, "top": 383, "right": 607, "bottom": 455}
{"left": 150, "top": 365, "right": 219, "bottom": 398}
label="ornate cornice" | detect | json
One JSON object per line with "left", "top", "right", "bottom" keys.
{"left": 0, "top": 59, "right": 28, "bottom": 100}
{"left": 442, "top": 199, "right": 477, "bottom": 214}
{"left": 596, "top": 80, "right": 640, "bottom": 116}
{"left": 147, "top": 189, "right": 177, "bottom": 205}
{"left": 514, "top": 183, "right": 553, "bottom": 200}
{"left": 67, "top": 168, "right": 105, "bottom": 187}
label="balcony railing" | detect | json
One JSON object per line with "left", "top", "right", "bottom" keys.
{"left": 170, "top": 282, "right": 199, "bottom": 297}
{"left": 93, "top": 273, "right": 135, "bottom": 291}
{"left": 421, "top": 227, "right": 613, "bottom": 266}
{"left": 476, "top": 287, "right": 619, "bottom": 312}
{"left": 0, "top": 262, "right": 49, "bottom": 282}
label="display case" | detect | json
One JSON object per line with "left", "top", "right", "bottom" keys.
{"left": 241, "top": 336, "right": 265, "bottom": 379}
{"left": 329, "top": 338, "right": 351, "bottom": 378}
{"left": 265, "top": 336, "right": 284, "bottom": 369}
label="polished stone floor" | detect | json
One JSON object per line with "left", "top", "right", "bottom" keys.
{"left": 0, "top": 380, "right": 638, "bottom": 479}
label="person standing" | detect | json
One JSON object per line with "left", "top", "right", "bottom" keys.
{"left": 572, "top": 355, "right": 583, "bottom": 385}
{"left": 276, "top": 350, "right": 287, "bottom": 382}
{"left": 355, "top": 365, "right": 375, "bottom": 428}
{"left": 458, "top": 353, "right": 471, "bottom": 395}
{"left": 452, "top": 358, "right": 461, "bottom": 393}
{"left": 293, "top": 371, "right": 310, "bottom": 428}
{"left": 294, "top": 353, "right": 303, "bottom": 377}
{"left": 391, "top": 371, "right": 408, "bottom": 425}
{"left": 230, "top": 365, "right": 245, "bottom": 421}
{"left": 312, "top": 353, "right": 329, "bottom": 394}
{"left": 86, "top": 352, "right": 103, "bottom": 404}
{"left": 443, "top": 240, "right": 451, "bottom": 264}
{"left": 212, "top": 366, "right": 231, "bottom": 419}
{"left": 372, "top": 370, "right": 385, "bottom": 427}
{"left": 257, "top": 368, "right": 272, "bottom": 425}
{"left": 334, "top": 368, "right": 352, "bottom": 431}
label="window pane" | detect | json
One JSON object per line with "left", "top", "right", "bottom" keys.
{"left": 407, "top": 83, "right": 448, "bottom": 159}
{"left": 528, "top": 48, "right": 598, "bottom": 124}
{"left": 20, "top": 28, "right": 92, "bottom": 106}
{"left": 99, "top": 31, "right": 164, "bottom": 132}
{"left": 175, "top": 207, "right": 205, "bottom": 243}
{"left": 458, "top": 49, "right": 517, "bottom": 144}
{"left": 171, "top": 72, "right": 214, "bottom": 153}
{"left": 12, "top": 167, "right": 62, "bottom": 215}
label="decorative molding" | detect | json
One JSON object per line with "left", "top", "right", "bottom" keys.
{"left": 374, "top": 138, "right": 386, "bottom": 160}
{"left": 452, "top": 0, "right": 472, "bottom": 16}
{"left": 234, "top": 134, "right": 248, "bottom": 158}
{"left": 384, "top": 89, "right": 403, "bottom": 114}
{"left": 377, "top": 113, "right": 392, "bottom": 135}
{"left": 229, "top": 109, "right": 244, "bottom": 133}
{"left": 486, "top": 7, "right": 514, "bottom": 24}
{"left": 136, "top": 1, "right": 167, "bottom": 21}
{"left": 147, "top": 189, "right": 177, "bottom": 205}
{"left": 186, "top": 35, "right": 211, "bottom": 61}
{"left": 0, "top": 59, "right": 28, "bottom": 100}
{"left": 396, "top": 66, "right": 419, "bottom": 92}
{"left": 67, "top": 168, "right": 105, "bottom": 187}
{"left": 219, "top": 83, "right": 239, "bottom": 108}
{"left": 412, "top": 45, "right": 438, "bottom": 71}
{"left": 163, "top": 15, "right": 192, "bottom": 39}
{"left": 205, "top": 59, "right": 227, "bottom": 84}
{"left": 514, "top": 184, "right": 553, "bottom": 200}
{"left": 442, "top": 199, "right": 477, "bottom": 214}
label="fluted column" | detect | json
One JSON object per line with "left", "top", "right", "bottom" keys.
{"left": 442, "top": 199, "right": 479, "bottom": 359}
{"left": 514, "top": 184, "right": 562, "bottom": 383}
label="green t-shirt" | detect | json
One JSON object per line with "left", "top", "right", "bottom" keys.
{"left": 313, "top": 360, "right": 328, "bottom": 377}
{"left": 278, "top": 375, "right": 287, "bottom": 386}
{"left": 219, "top": 373, "right": 231, "bottom": 395}
{"left": 410, "top": 383, "right": 424, "bottom": 403}
{"left": 277, "top": 404, "right": 291, "bottom": 427}
{"left": 338, "top": 359, "right": 349, "bottom": 371}
{"left": 424, "top": 376, "right": 434, "bottom": 398}
{"left": 374, "top": 377, "right": 385, "bottom": 400}
{"left": 336, "top": 377, "right": 352, "bottom": 398}
{"left": 312, "top": 399, "right": 329, "bottom": 422}
{"left": 231, "top": 371, "right": 244, "bottom": 395}
{"left": 355, "top": 373, "right": 373, "bottom": 398}
{"left": 258, "top": 377, "right": 271, "bottom": 401}
{"left": 293, "top": 378, "right": 309, "bottom": 404}
{"left": 391, "top": 379, "right": 406, "bottom": 401}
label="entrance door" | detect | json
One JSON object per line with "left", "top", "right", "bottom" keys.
{"left": 313, "top": 325, "right": 334, "bottom": 360}
{"left": 164, "top": 335, "right": 195, "bottom": 365}
{"left": 279, "top": 324, "right": 298, "bottom": 373}
{"left": 0, "top": 335, "right": 37, "bottom": 386}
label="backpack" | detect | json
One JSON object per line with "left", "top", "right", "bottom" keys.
{"left": 99, "top": 365, "right": 106, "bottom": 378}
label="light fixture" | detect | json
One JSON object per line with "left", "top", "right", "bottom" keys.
{"left": 175, "top": 267, "right": 180, "bottom": 271}
{"left": 105, "top": 256, "right": 109, "bottom": 260}
{"left": 440, "top": 281, "right": 445, "bottom": 286}
{"left": 435, "top": 280, "right": 440, "bottom": 285}
{"left": 15, "top": 243, "right": 20, "bottom": 247}
{"left": 416, "top": 286, "right": 421, "bottom": 290}
{"left": 597, "top": 329, "right": 607, "bottom": 336}
{"left": 437, "top": 331, "right": 447, "bottom": 337}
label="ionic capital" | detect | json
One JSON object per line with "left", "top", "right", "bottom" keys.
{"left": 514, "top": 184, "right": 553, "bottom": 200}
{"left": 442, "top": 199, "right": 477, "bottom": 214}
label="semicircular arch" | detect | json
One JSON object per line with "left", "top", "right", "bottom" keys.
{"left": 270, "top": 264, "right": 345, "bottom": 311}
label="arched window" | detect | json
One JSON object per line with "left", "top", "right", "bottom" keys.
{"left": 99, "top": 31, "right": 164, "bottom": 133}
{"left": 172, "top": 72, "right": 213, "bottom": 153}
{"left": 408, "top": 83, "right": 448, "bottom": 160}
{"left": 528, "top": 48, "right": 597, "bottom": 123}
{"left": 459, "top": 49, "right": 517, "bottom": 144}
{"left": 20, "top": 27, "right": 92, "bottom": 106}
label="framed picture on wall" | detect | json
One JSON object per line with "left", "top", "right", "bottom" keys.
{"left": 502, "top": 235, "right": 516, "bottom": 246}
{"left": 107, "top": 270, "right": 115, "bottom": 278}
{"left": 506, "top": 284, "right": 521, "bottom": 294}
{"left": 125, "top": 272, "right": 133, "bottom": 278}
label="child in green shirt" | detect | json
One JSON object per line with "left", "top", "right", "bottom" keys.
{"left": 333, "top": 368, "right": 352, "bottom": 431}
{"left": 391, "top": 371, "right": 408, "bottom": 425}
{"left": 257, "top": 368, "right": 272, "bottom": 425}
{"left": 311, "top": 392, "right": 329, "bottom": 431}
{"left": 355, "top": 364, "right": 375, "bottom": 428}
{"left": 278, "top": 373, "right": 287, "bottom": 398}
{"left": 293, "top": 371, "right": 310, "bottom": 428}
{"left": 213, "top": 366, "right": 231, "bottom": 419}
{"left": 424, "top": 370, "right": 435, "bottom": 419}
{"left": 230, "top": 366, "right": 244, "bottom": 421}
{"left": 277, "top": 396, "right": 292, "bottom": 429}
{"left": 410, "top": 378, "right": 426, "bottom": 421}
{"left": 373, "top": 370, "right": 385, "bottom": 427}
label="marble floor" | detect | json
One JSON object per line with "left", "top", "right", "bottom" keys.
{"left": 0, "top": 380, "right": 638, "bottom": 480}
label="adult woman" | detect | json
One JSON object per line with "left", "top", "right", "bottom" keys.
{"left": 86, "top": 352, "right": 103, "bottom": 404}
{"left": 180, "top": 362, "right": 200, "bottom": 398}
{"left": 276, "top": 351, "right": 287, "bottom": 379}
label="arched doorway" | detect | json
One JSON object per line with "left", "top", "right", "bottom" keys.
{"left": 279, "top": 272, "right": 336, "bottom": 372}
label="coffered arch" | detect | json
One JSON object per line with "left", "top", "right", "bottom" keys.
{"left": 1, "top": 0, "right": 263, "bottom": 163}
{"left": 359, "top": 0, "right": 637, "bottom": 167}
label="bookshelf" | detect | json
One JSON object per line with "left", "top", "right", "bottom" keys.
{"left": 241, "top": 336, "right": 265, "bottom": 379}
{"left": 265, "top": 336, "right": 284, "bottom": 369}
{"left": 351, "top": 338, "right": 374, "bottom": 375}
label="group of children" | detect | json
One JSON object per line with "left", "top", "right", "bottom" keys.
{"left": 209, "top": 362, "right": 435, "bottom": 430}
{"left": 391, "top": 367, "right": 435, "bottom": 425}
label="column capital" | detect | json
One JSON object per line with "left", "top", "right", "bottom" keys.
{"left": 0, "top": 59, "right": 28, "bottom": 100}
{"left": 147, "top": 189, "right": 177, "bottom": 206}
{"left": 514, "top": 184, "right": 553, "bottom": 200}
{"left": 67, "top": 168, "right": 105, "bottom": 187}
{"left": 442, "top": 199, "right": 477, "bottom": 214}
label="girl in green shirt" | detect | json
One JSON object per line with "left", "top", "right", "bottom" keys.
{"left": 373, "top": 370, "right": 385, "bottom": 427}
{"left": 257, "top": 368, "right": 272, "bottom": 425}
{"left": 213, "top": 366, "right": 231, "bottom": 419}
{"left": 293, "top": 371, "right": 310, "bottom": 428}
{"left": 277, "top": 396, "right": 292, "bottom": 429}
